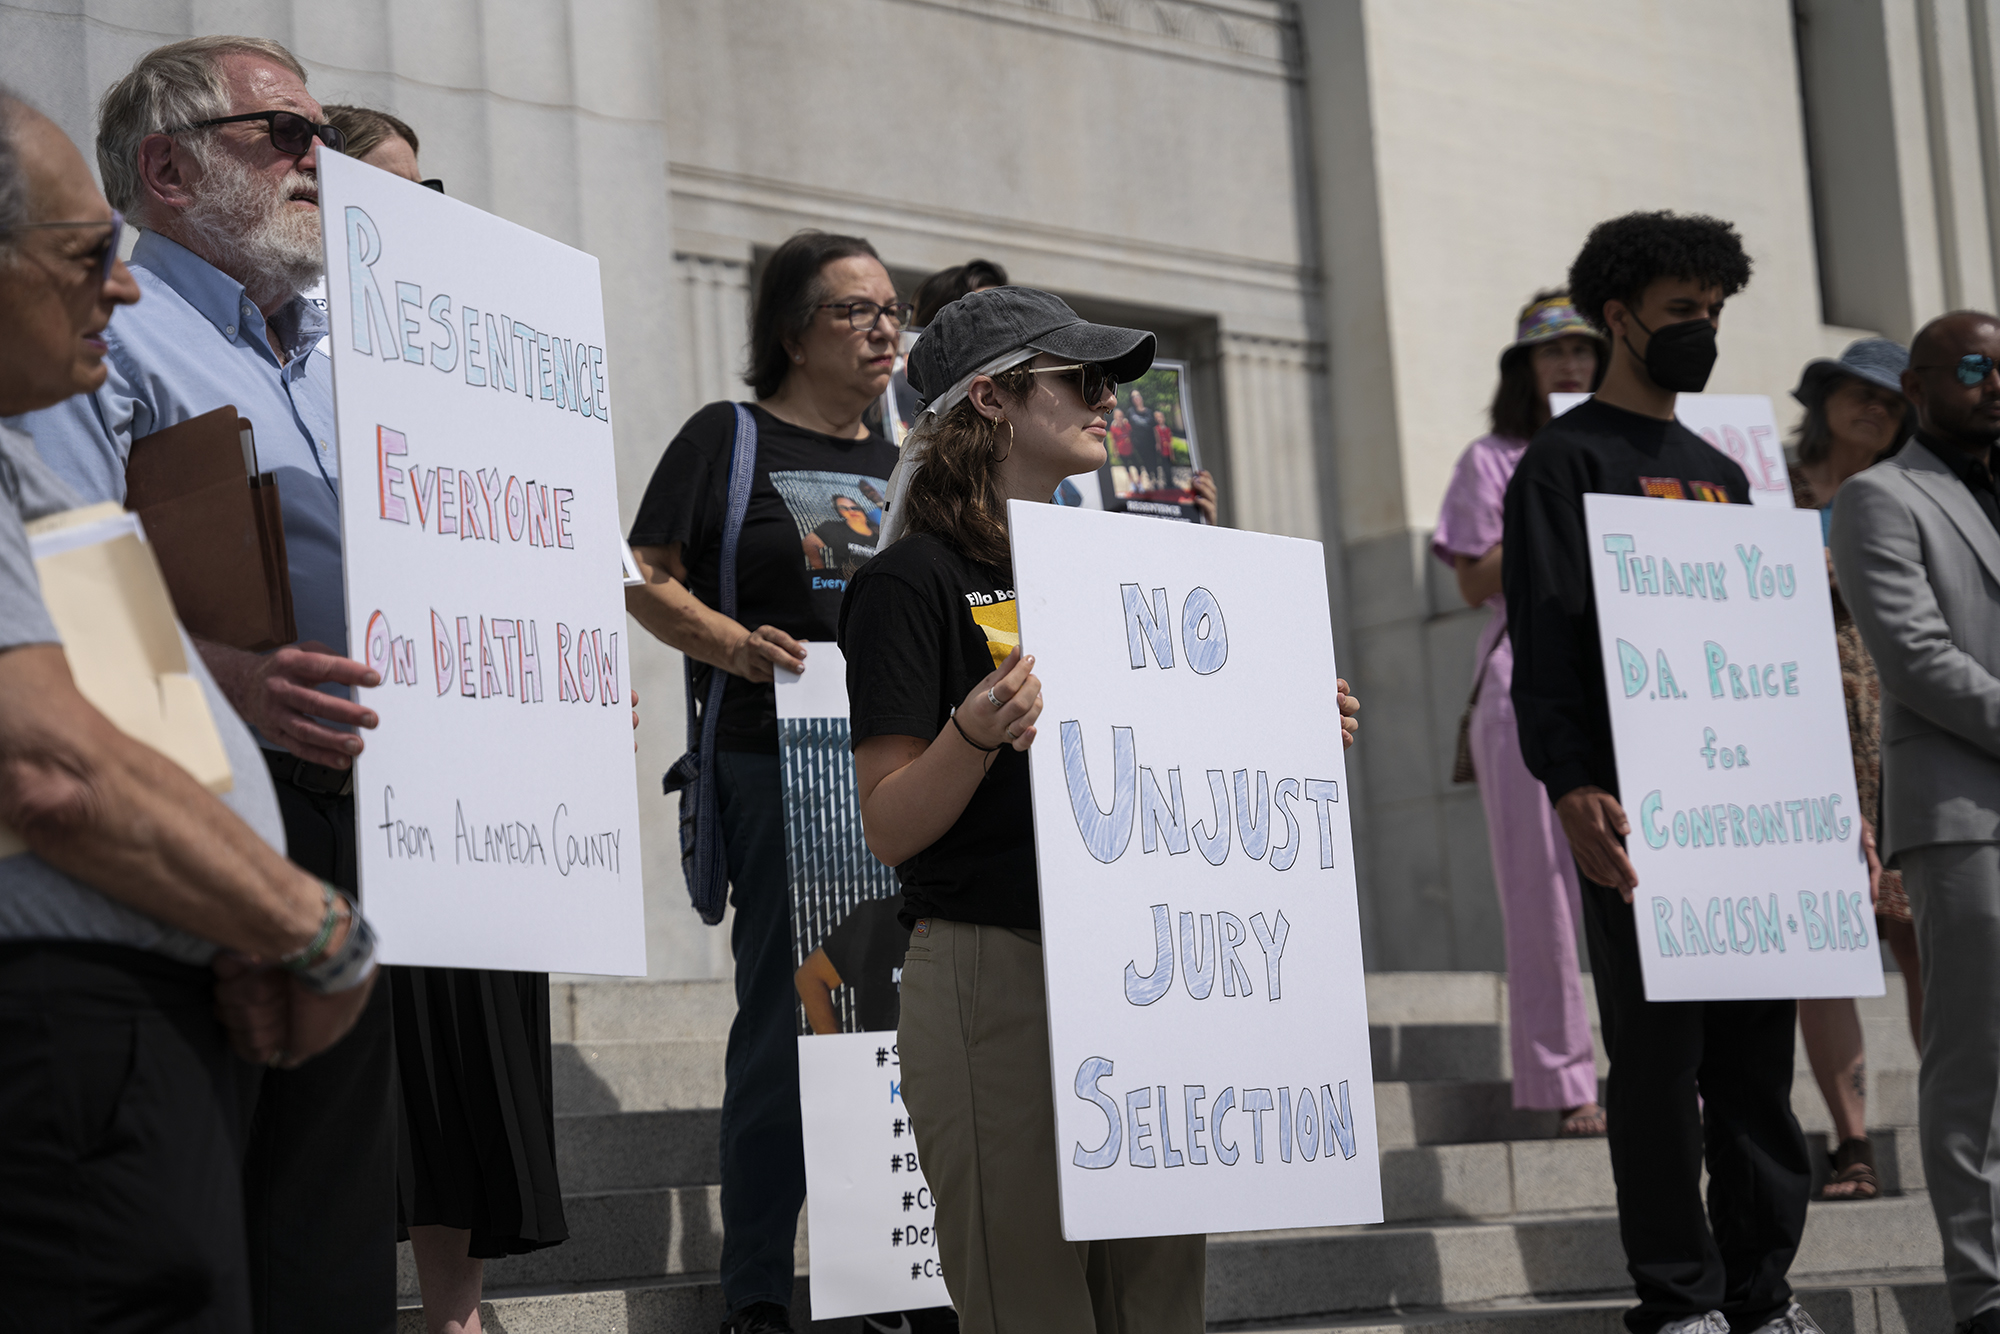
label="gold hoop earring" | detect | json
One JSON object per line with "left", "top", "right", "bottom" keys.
{"left": 992, "top": 417, "right": 1014, "bottom": 463}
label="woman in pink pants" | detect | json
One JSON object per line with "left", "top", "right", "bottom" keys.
{"left": 1435, "top": 291, "right": 1607, "bottom": 1135}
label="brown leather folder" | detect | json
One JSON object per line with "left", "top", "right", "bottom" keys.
{"left": 124, "top": 405, "right": 297, "bottom": 652}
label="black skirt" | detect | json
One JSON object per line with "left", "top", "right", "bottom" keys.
{"left": 391, "top": 966, "right": 569, "bottom": 1258}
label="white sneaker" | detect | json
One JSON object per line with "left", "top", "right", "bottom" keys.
{"left": 1658, "top": 1314, "right": 1730, "bottom": 1334}
{"left": 1743, "top": 1303, "right": 1825, "bottom": 1334}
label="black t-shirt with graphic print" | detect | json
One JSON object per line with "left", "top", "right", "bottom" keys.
{"left": 819, "top": 892, "right": 911, "bottom": 1032}
{"left": 1502, "top": 395, "right": 1752, "bottom": 806}
{"left": 630, "top": 402, "right": 896, "bottom": 752}
{"left": 839, "top": 533, "right": 1039, "bottom": 930}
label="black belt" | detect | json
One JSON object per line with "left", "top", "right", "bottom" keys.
{"left": 264, "top": 749, "right": 355, "bottom": 798}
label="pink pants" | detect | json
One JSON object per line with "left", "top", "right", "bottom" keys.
{"left": 1469, "top": 666, "right": 1599, "bottom": 1110}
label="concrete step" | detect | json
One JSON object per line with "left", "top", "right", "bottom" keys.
{"left": 1203, "top": 1194, "right": 1939, "bottom": 1326}
{"left": 400, "top": 1243, "right": 1941, "bottom": 1333}
{"left": 394, "top": 1187, "right": 805, "bottom": 1298}
{"left": 554, "top": 1038, "right": 727, "bottom": 1114}
{"left": 557, "top": 1109, "right": 721, "bottom": 1192}
{"left": 553, "top": 979, "right": 737, "bottom": 1042}
{"left": 1222, "top": 1273, "right": 1945, "bottom": 1333}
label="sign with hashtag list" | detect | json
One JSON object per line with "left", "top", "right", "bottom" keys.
{"left": 797, "top": 1031, "right": 950, "bottom": 1319}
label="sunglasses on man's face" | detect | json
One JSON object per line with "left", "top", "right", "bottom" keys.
{"left": 1914, "top": 353, "right": 2000, "bottom": 387}
{"left": 174, "top": 109, "right": 346, "bottom": 158}
{"left": 1028, "top": 362, "right": 1117, "bottom": 409}
{"left": 4, "top": 210, "right": 125, "bottom": 286}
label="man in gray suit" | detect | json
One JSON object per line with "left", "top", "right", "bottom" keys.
{"left": 1832, "top": 310, "right": 2000, "bottom": 1334}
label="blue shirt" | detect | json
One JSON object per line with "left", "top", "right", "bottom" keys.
{"left": 12, "top": 231, "right": 347, "bottom": 674}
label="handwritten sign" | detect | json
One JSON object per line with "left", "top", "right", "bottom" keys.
{"left": 1010, "top": 503, "right": 1381, "bottom": 1240}
{"left": 797, "top": 1031, "right": 951, "bottom": 1320}
{"left": 318, "top": 150, "right": 644, "bottom": 974}
{"left": 1553, "top": 393, "right": 1794, "bottom": 509}
{"left": 1586, "top": 494, "right": 1883, "bottom": 1001}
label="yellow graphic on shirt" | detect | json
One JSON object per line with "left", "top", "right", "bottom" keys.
{"left": 969, "top": 597, "right": 1020, "bottom": 669}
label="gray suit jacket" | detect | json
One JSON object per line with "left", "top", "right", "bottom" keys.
{"left": 1831, "top": 440, "right": 2000, "bottom": 862}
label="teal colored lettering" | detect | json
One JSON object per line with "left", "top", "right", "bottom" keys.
{"left": 1705, "top": 642, "right": 1728, "bottom": 698}
{"left": 1684, "top": 562, "right": 1708, "bottom": 598}
{"left": 1800, "top": 892, "right": 1829, "bottom": 949}
{"left": 1706, "top": 898, "right": 1728, "bottom": 953}
{"left": 1763, "top": 803, "right": 1785, "bottom": 843}
{"left": 1603, "top": 534, "right": 1635, "bottom": 592}
{"left": 1656, "top": 651, "right": 1682, "bottom": 699}
{"left": 1777, "top": 564, "right": 1797, "bottom": 597}
{"left": 1786, "top": 799, "right": 1805, "bottom": 840}
{"left": 1634, "top": 554, "right": 1660, "bottom": 595}
{"left": 1663, "top": 560, "right": 1686, "bottom": 596}
{"left": 1639, "top": 790, "right": 1668, "bottom": 848}
{"left": 1617, "top": 639, "right": 1649, "bottom": 698}
{"left": 1691, "top": 806, "right": 1716, "bottom": 846}
{"left": 1753, "top": 895, "right": 1786, "bottom": 952}
{"left": 1707, "top": 562, "right": 1729, "bottom": 599}
{"left": 1653, "top": 898, "right": 1682, "bottom": 955}
{"left": 1782, "top": 662, "right": 1799, "bottom": 695}
{"left": 1682, "top": 898, "right": 1711, "bottom": 955}
{"left": 1736, "top": 543, "right": 1763, "bottom": 600}
{"left": 1729, "top": 664, "right": 1748, "bottom": 699}
{"left": 1729, "top": 805, "right": 1748, "bottom": 845}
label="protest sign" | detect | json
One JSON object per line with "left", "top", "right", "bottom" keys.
{"left": 317, "top": 151, "right": 645, "bottom": 974}
{"left": 1011, "top": 503, "right": 1380, "bottom": 1240}
{"left": 775, "top": 645, "right": 902, "bottom": 1035}
{"left": 1088, "top": 359, "right": 1205, "bottom": 521}
{"left": 1553, "top": 392, "right": 1793, "bottom": 509}
{"left": 1585, "top": 494, "right": 1884, "bottom": 1002}
{"left": 796, "top": 1032, "right": 950, "bottom": 1320}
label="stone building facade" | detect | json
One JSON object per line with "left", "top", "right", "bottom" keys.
{"left": 3, "top": 0, "right": 1994, "bottom": 976}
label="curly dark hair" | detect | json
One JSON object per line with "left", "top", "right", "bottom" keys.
{"left": 1566, "top": 211, "right": 1752, "bottom": 332}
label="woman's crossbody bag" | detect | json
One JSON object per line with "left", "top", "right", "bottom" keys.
{"left": 1451, "top": 630, "right": 1506, "bottom": 786}
{"left": 662, "top": 404, "right": 758, "bottom": 926}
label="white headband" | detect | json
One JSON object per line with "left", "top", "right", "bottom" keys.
{"left": 877, "top": 345, "right": 1037, "bottom": 550}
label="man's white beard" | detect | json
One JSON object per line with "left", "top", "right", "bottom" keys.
{"left": 177, "top": 151, "right": 324, "bottom": 309}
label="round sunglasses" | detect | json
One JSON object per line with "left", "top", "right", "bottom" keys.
{"left": 170, "top": 109, "right": 346, "bottom": 157}
{"left": 1913, "top": 354, "right": 2000, "bottom": 386}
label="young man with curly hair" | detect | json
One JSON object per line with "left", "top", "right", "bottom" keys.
{"left": 1502, "top": 212, "right": 1821, "bottom": 1334}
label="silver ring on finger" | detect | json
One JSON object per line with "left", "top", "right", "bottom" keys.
{"left": 987, "top": 687, "right": 1003, "bottom": 710}
{"left": 1006, "top": 725, "right": 1021, "bottom": 741}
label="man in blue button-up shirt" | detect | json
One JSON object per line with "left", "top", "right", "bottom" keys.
{"left": 16, "top": 36, "right": 397, "bottom": 1334}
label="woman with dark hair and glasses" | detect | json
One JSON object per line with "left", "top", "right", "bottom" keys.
{"left": 1433, "top": 289, "right": 1608, "bottom": 1138}
{"left": 1787, "top": 338, "right": 1921, "bottom": 1202}
{"left": 625, "top": 228, "right": 905, "bottom": 1334}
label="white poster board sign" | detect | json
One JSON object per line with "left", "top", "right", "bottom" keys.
{"left": 1010, "top": 503, "right": 1381, "bottom": 1240}
{"left": 318, "top": 151, "right": 645, "bottom": 974}
{"left": 1585, "top": 494, "right": 1884, "bottom": 1001}
{"left": 1553, "top": 393, "right": 1794, "bottom": 508}
{"left": 797, "top": 1032, "right": 951, "bottom": 1319}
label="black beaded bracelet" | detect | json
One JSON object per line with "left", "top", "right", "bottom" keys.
{"left": 949, "top": 706, "right": 1000, "bottom": 753}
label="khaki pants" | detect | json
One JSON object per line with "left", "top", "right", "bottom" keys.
{"left": 898, "top": 916, "right": 1206, "bottom": 1334}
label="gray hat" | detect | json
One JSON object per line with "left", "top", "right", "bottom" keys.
{"left": 1793, "top": 338, "right": 1910, "bottom": 406}
{"left": 906, "top": 286, "right": 1155, "bottom": 407}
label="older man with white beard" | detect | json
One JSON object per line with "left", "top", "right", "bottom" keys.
{"left": 11, "top": 36, "right": 397, "bottom": 1334}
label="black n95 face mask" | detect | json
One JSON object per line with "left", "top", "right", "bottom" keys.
{"left": 1626, "top": 314, "right": 1719, "bottom": 393}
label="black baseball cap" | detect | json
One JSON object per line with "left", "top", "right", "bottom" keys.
{"left": 906, "top": 286, "right": 1155, "bottom": 406}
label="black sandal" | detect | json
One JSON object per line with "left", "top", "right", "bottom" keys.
{"left": 1820, "top": 1137, "right": 1878, "bottom": 1200}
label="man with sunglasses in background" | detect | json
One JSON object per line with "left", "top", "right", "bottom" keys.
{"left": 1833, "top": 311, "right": 2000, "bottom": 1334}
{"left": 9, "top": 35, "right": 398, "bottom": 1334}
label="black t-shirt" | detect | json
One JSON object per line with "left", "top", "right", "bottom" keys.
{"left": 838, "top": 533, "right": 1039, "bottom": 929}
{"left": 629, "top": 402, "right": 897, "bottom": 752}
{"left": 1501, "top": 396, "right": 1751, "bottom": 805}
{"left": 820, "top": 893, "right": 911, "bottom": 1032}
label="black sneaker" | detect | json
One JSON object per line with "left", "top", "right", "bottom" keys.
{"left": 721, "top": 1302, "right": 794, "bottom": 1334}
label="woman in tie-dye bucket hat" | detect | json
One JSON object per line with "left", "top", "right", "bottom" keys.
{"left": 1433, "top": 290, "right": 1609, "bottom": 1137}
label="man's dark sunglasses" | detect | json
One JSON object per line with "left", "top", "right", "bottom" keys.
{"left": 1028, "top": 362, "right": 1117, "bottom": 408}
{"left": 1913, "top": 353, "right": 2000, "bottom": 386}
{"left": 820, "top": 300, "right": 914, "bottom": 333}
{"left": 4, "top": 209, "right": 125, "bottom": 285}
{"left": 173, "top": 110, "right": 345, "bottom": 157}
